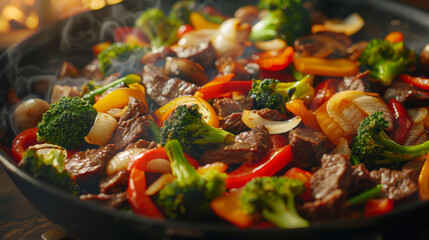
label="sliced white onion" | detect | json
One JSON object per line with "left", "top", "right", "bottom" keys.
{"left": 218, "top": 18, "right": 251, "bottom": 43}
{"left": 324, "top": 13, "right": 365, "bottom": 36}
{"left": 106, "top": 148, "right": 145, "bottom": 176}
{"left": 408, "top": 107, "right": 428, "bottom": 124}
{"left": 145, "top": 173, "right": 175, "bottom": 196}
{"left": 404, "top": 122, "right": 428, "bottom": 146}
{"left": 211, "top": 18, "right": 251, "bottom": 58}
{"left": 178, "top": 28, "right": 218, "bottom": 47}
{"left": 145, "top": 158, "right": 171, "bottom": 173}
{"left": 326, "top": 90, "right": 393, "bottom": 135}
{"left": 211, "top": 34, "right": 246, "bottom": 58}
{"left": 330, "top": 138, "right": 351, "bottom": 157}
{"left": 241, "top": 110, "right": 301, "bottom": 134}
{"left": 84, "top": 112, "right": 118, "bottom": 146}
{"left": 30, "top": 143, "right": 68, "bottom": 159}
{"left": 254, "top": 38, "right": 287, "bottom": 51}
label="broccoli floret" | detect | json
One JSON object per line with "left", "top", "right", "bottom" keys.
{"left": 169, "top": 0, "right": 198, "bottom": 25}
{"left": 240, "top": 176, "right": 309, "bottom": 228}
{"left": 37, "top": 96, "right": 97, "bottom": 149}
{"left": 135, "top": 8, "right": 181, "bottom": 48}
{"left": 359, "top": 38, "right": 416, "bottom": 86}
{"left": 249, "top": 0, "right": 310, "bottom": 45}
{"left": 97, "top": 42, "right": 148, "bottom": 76}
{"left": 156, "top": 139, "right": 226, "bottom": 220}
{"left": 82, "top": 74, "right": 141, "bottom": 104}
{"left": 159, "top": 104, "right": 235, "bottom": 153}
{"left": 19, "top": 146, "right": 76, "bottom": 192}
{"left": 351, "top": 111, "right": 429, "bottom": 168}
{"left": 249, "top": 76, "right": 314, "bottom": 113}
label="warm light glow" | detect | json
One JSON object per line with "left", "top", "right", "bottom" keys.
{"left": 107, "top": 0, "right": 122, "bottom": 4}
{"left": 0, "top": 18, "right": 11, "bottom": 34}
{"left": 25, "top": 9, "right": 38, "bottom": 29}
{"left": 2, "top": 5, "right": 25, "bottom": 23}
{"left": 89, "top": 0, "right": 106, "bottom": 10}
{"left": 23, "top": 0, "right": 35, "bottom": 6}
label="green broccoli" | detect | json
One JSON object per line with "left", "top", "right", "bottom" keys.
{"left": 240, "top": 176, "right": 309, "bottom": 228}
{"left": 248, "top": 76, "right": 314, "bottom": 113}
{"left": 97, "top": 42, "right": 148, "bottom": 76}
{"left": 156, "top": 139, "right": 227, "bottom": 220}
{"left": 249, "top": 0, "right": 311, "bottom": 45}
{"left": 169, "top": 0, "right": 198, "bottom": 25}
{"left": 351, "top": 111, "right": 429, "bottom": 168}
{"left": 159, "top": 104, "right": 235, "bottom": 153}
{"left": 19, "top": 146, "right": 76, "bottom": 192}
{"left": 82, "top": 74, "right": 141, "bottom": 104}
{"left": 359, "top": 38, "right": 416, "bottom": 86}
{"left": 135, "top": 8, "right": 181, "bottom": 48}
{"left": 37, "top": 96, "right": 97, "bottom": 149}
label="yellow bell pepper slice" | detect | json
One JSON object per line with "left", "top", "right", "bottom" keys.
{"left": 153, "top": 95, "right": 219, "bottom": 128}
{"left": 190, "top": 12, "right": 221, "bottom": 30}
{"left": 293, "top": 56, "right": 359, "bottom": 77}
{"left": 93, "top": 83, "right": 148, "bottom": 113}
{"left": 419, "top": 153, "right": 429, "bottom": 200}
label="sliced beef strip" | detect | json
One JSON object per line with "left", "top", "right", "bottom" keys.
{"left": 350, "top": 164, "right": 377, "bottom": 195}
{"left": 142, "top": 64, "right": 200, "bottom": 107}
{"left": 288, "top": 127, "right": 327, "bottom": 169}
{"left": 310, "top": 154, "right": 353, "bottom": 200}
{"left": 99, "top": 170, "right": 130, "bottom": 194}
{"left": 256, "top": 108, "right": 288, "bottom": 121}
{"left": 81, "top": 58, "right": 103, "bottom": 81}
{"left": 215, "top": 57, "right": 260, "bottom": 80}
{"left": 212, "top": 97, "right": 254, "bottom": 118}
{"left": 174, "top": 41, "right": 217, "bottom": 69}
{"left": 80, "top": 192, "right": 128, "bottom": 209}
{"left": 300, "top": 189, "right": 348, "bottom": 222}
{"left": 383, "top": 80, "right": 429, "bottom": 108}
{"left": 219, "top": 112, "right": 250, "bottom": 134}
{"left": 370, "top": 168, "right": 419, "bottom": 203}
{"left": 200, "top": 125, "right": 271, "bottom": 165}
{"left": 109, "top": 97, "right": 152, "bottom": 151}
{"left": 65, "top": 144, "right": 116, "bottom": 190}
{"left": 336, "top": 70, "right": 374, "bottom": 93}
{"left": 125, "top": 139, "right": 158, "bottom": 150}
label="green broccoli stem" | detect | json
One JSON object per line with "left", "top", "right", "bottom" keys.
{"left": 348, "top": 184, "right": 383, "bottom": 205}
{"left": 276, "top": 75, "right": 313, "bottom": 101}
{"left": 249, "top": 9, "right": 282, "bottom": 42}
{"left": 261, "top": 194, "right": 309, "bottom": 228}
{"left": 374, "top": 130, "right": 429, "bottom": 164}
{"left": 148, "top": 119, "right": 161, "bottom": 143}
{"left": 371, "top": 61, "right": 406, "bottom": 86}
{"left": 83, "top": 74, "right": 141, "bottom": 104}
{"left": 165, "top": 139, "right": 199, "bottom": 184}
{"left": 193, "top": 123, "right": 235, "bottom": 145}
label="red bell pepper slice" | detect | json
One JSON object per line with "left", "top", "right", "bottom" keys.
{"left": 11, "top": 127, "right": 39, "bottom": 164}
{"left": 399, "top": 74, "right": 429, "bottom": 91}
{"left": 253, "top": 46, "right": 294, "bottom": 71}
{"left": 310, "top": 78, "right": 340, "bottom": 111}
{"left": 177, "top": 24, "right": 195, "bottom": 39}
{"left": 127, "top": 168, "right": 164, "bottom": 219}
{"left": 388, "top": 99, "right": 412, "bottom": 145}
{"left": 128, "top": 147, "right": 199, "bottom": 171}
{"left": 226, "top": 145, "right": 293, "bottom": 189}
{"left": 194, "top": 81, "right": 252, "bottom": 101}
{"left": 284, "top": 168, "right": 313, "bottom": 201}
{"left": 363, "top": 198, "right": 394, "bottom": 217}
{"left": 269, "top": 134, "right": 287, "bottom": 150}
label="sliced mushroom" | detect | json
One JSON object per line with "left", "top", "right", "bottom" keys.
{"left": 164, "top": 57, "right": 209, "bottom": 86}
{"left": 59, "top": 61, "right": 80, "bottom": 79}
{"left": 234, "top": 5, "right": 260, "bottom": 25}
{"left": 13, "top": 98, "right": 50, "bottom": 133}
{"left": 294, "top": 32, "right": 351, "bottom": 59}
{"left": 173, "top": 41, "right": 217, "bottom": 69}
{"left": 50, "top": 85, "right": 81, "bottom": 104}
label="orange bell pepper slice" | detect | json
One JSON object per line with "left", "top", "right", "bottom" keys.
{"left": 419, "top": 153, "right": 429, "bottom": 200}
{"left": 253, "top": 46, "right": 294, "bottom": 71}
{"left": 385, "top": 31, "right": 404, "bottom": 43}
{"left": 293, "top": 56, "right": 359, "bottom": 77}
{"left": 190, "top": 12, "right": 221, "bottom": 30}
{"left": 93, "top": 83, "right": 148, "bottom": 113}
{"left": 286, "top": 99, "right": 322, "bottom": 132}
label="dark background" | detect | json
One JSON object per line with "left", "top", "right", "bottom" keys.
{"left": 1, "top": 0, "right": 429, "bottom": 240}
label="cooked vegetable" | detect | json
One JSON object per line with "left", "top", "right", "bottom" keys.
{"left": 19, "top": 146, "right": 75, "bottom": 192}
{"left": 348, "top": 184, "right": 383, "bottom": 205}
{"left": 97, "top": 42, "right": 148, "bottom": 76}
{"left": 135, "top": 8, "right": 180, "bottom": 48}
{"left": 399, "top": 74, "right": 429, "bottom": 91}
{"left": 12, "top": 127, "right": 39, "bottom": 163}
{"left": 351, "top": 111, "right": 429, "bottom": 168}
{"left": 359, "top": 38, "right": 416, "bottom": 86}
{"left": 285, "top": 99, "right": 322, "bottom": 132}
{"left": 363, "top": 198, "right": 394, "bottom": 217}
{"left": 248, "top": 76, "right": 314, "bottom": 113}
{"left": 190, "top": 12, "right": 222, "bottom": 29}
{"left": 84, "top": 113, "right": 117, "bottom": 146}
{"left": 388, "top": 99, "right": 412, "bottom": 145}
{"left": 418, "top": 153, "right": 429, "bottom": 200}
{"left": 311, "top": 13, "right": 364, "bottom": 36}
{"left": 156, "top": 139, "right": 227, "bottom": 220}
{"left": 159, "top": 105, "right": 234, "bottom": 153}
{"left": 385, "top": 31, "right": 404, "bottom": 43}
{"left": 169, "top": 0, "right": 198, "bottom": 25}
{"left": 293, "top": 57, "right": 359, "bottom": 77}
{"left": 241, "top": 110, "right": 301, "bottom": 134}
{"left": 82, "top": 74, "right": 142, "bottom": 104}
{"left": 37, "top": 97, "right": 97, "bottom": 149}
{"left": 240, "top": 176, "right": 309, "bottom": 228}
{"left": 252, "top": 46, "right": 294, "bottom": 71}
{"left": 249, "top": 0, "right": 310, "bottom": 44}
{"left": 284, "top": 168, "right": 313, "bottom": 201}
{"left": 12, "top": 98, "right": 50, "bottom": 133}
{"left": 211, "top": 18, "right": 251, "bottom": 58}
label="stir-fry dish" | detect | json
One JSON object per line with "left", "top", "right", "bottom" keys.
{"left": 7, "top": 0, "right": 429, "bottom": 228}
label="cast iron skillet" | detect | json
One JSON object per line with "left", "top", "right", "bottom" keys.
{"left": 1, "top": 0, "right": 429, "bottom": 239}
